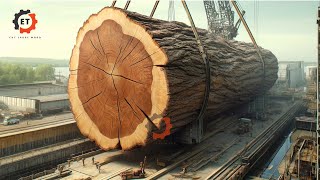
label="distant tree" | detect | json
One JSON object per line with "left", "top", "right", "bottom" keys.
{"left": 0, "top": 63, "right": 55, "bottom": 85}
{"left": 34, "top": 64, "right": 55, "bottom": 81}
{"left": 26, "top": 67, "right": 35, "bottom": 82}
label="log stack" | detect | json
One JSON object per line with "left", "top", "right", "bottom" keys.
{"left": 68, "top": 7, "right": 278, "bottom": 150}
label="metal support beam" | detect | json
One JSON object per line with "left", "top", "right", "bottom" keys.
{"left": 124, "top": 0, "right": 131, "bottom": 10}
{"left": 317, "top": 6, "right": 320, "bottom": 179}
{"left": 297, "top": 140, "right": 306, "bottom": 179}
{"left": 230, "top": 0, "right": 265, "bottom": 78}
{"left": 150, "top": 0, "right": 160, "bottom": 18}
{"left": 181, "top": 0, "right": 211, "bottom": 143}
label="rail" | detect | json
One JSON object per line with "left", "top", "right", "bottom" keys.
{"left": 0, "top": 118, "right": 75, "bottom": 137}
{"left": 99, "top": 167, "right": 132, "bottom": 180}
{"left": 0, "top": 138, "right": 89, "bottom": 165}
{"left": 146, "top": 116, "right": 238, "bottom": 180}
{"left": 205, "top": 101, "right": 305, "bottom": 179}
{"left": 147, "top": 101, "right": 303, "bottom": 180}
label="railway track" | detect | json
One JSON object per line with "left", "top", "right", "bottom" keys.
{"left": 145, "top": 101, "right": 303, "bottom": 180}
{"left": 14, "top": 100, "right": 302, "bottom": 180}
{"left": 205, "top": 101, "right": 305, "bottom": 180}
{"left": 146, "top": 115, "right": 239, "bottom": 180}
{"left": 0, "top": 117, "right": 75, "bottom": 136}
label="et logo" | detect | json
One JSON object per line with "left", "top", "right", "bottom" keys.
{"left": 12, "top": 10, "right": 38, "bottom": 34}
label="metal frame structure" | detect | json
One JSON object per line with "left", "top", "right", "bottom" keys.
{"left": 204, "top": 0, "right": 244, "bottom": 40}
{"left": 203, "top": 0, "right": 264, "bottom": 79}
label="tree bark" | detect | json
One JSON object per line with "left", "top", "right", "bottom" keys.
{"left": 68, "top": 7, "right": 278, "bottom": 150}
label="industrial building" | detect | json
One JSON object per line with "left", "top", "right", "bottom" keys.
{"left": 0, "top": 82, "right": 69, "bottom": 115}
{"left": 276, "top": 61, "right": 315, "bottom": 89}
{"left": 31, "top": 94, "right": 69, "bottom": 114}
{"left": 0, "top": 82, "right": 66, "bottom": 97}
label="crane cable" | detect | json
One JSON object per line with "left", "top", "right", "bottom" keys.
{"left": 254, "top": 0, "right": 256, "bottom": 33}
{"left": 254, "top": 0, "right": 259, "bottom": 43}
{"left": 237, "top": 1, "right": 244, "bottom": 14}
{"left": 230, "top": 0, "right": 265, "bottom": 80}
{"left": 150, "top": 0, "right": 160, "bottom": 18}
{"left": 168, "top": 0, "right": 175, "bottom": 21}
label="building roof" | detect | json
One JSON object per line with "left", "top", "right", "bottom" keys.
{"left": 295, "top": 116, "right": 316, "bottom": 122}
{"left": 0, "top": 82, "right": 66, "bottom": 91}
{"left": 0, "top": 82, "right": 67, "bottom": 97}
{"left": 0, "top": 81, "right": 54, "bottom": 88}
{"left": 31, "top": 94, "right": 69, "bottom": 102}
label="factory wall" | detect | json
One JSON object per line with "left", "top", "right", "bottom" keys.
{"left": 0, "top": 84, "right": 67, "bottom": 97}
{"left": 40, "top": 100, "right": 70, "bottom": 114}
{"left": 0, "top": 96, "right": 38, "bottom": 112}
{"left": 1, "top": 140, "right": 97, "bottom": 179}
{"left": 0, "top": 96, "right": 70, "bottom": 114}
{"left": 0, "top": 123, "right": 81, "bottom": 157}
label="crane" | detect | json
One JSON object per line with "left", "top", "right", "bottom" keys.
{"left": 203, "top": 0, "right": 263, "bottom": 75}
{"left": 203, "top": 0, "right": 245, "bottom": 40}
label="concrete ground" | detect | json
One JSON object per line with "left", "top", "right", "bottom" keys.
{"left": 54, "top": 98, "right": 294, "bottom": 180}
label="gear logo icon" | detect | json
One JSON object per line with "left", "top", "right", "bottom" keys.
{"left": 152, "top": 117, "right": 172, "bottom": 140}
{"left": 12, "top": 9, "right": 38, "bottom": 34}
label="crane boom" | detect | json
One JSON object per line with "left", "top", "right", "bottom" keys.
{"left": 203, "top": 0, "right": 244, "bottom": 40}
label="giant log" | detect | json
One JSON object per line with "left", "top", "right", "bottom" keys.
{"left": 68, "top": 7, "right": 278, "bottom": 150}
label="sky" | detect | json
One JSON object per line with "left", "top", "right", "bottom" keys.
{"left": 0, "top": 0, "right": 318, "bottom": 62}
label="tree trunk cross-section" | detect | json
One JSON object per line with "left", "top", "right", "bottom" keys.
{"left": 68, "top": 7, "right": 278, "bottom": 150}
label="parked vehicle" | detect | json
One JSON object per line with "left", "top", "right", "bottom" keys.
{"left": 3, "top": 117, "right": 20, "bottom": 125}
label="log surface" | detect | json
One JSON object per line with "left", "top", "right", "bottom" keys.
{"left": 68, "top": 7, "right": 278, "bottom": 150}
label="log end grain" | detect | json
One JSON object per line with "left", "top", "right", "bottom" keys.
{"left": 68, "top": 7, "right": 169, "bottom": 150}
